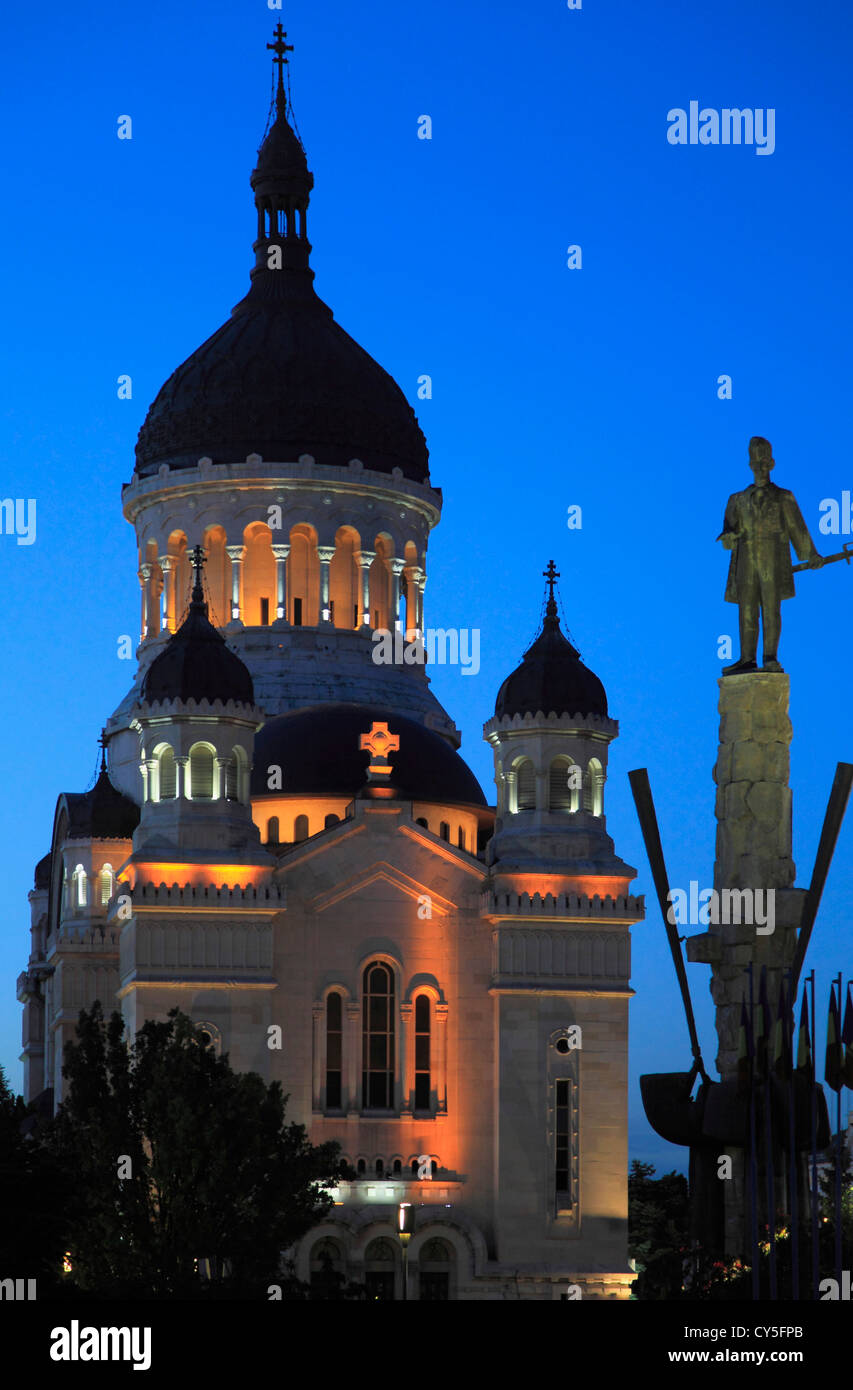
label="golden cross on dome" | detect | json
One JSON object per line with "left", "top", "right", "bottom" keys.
{"left": 268, "top": 22, "right": 294, "bottom": 90}
{"left": 543, "top": 559, "right": 560, "bottom": 601}
{"left": 360, "top": 721, "right": 400, "bottom": 774}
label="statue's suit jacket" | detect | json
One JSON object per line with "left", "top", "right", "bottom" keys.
{"left": 719, "top": 481, "right": 820, "bottom": 604}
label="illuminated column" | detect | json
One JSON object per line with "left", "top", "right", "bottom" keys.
{"left": 346, "top": 1001, "right": 360, "bottom": 1114}
{"left": 139, "top": 758, "right": 151, "bottom": 802}
{"left": 390, "top": 558, "right": 406, "bottom": 631}
{"left": 312, "top": 1003, "right": 323, "bottom": 1111}
{"left": 506, "top": 768, "right": 518, "bottom": 814}
{"left": 175, "top": 756, "right": 188, "bottom": 800}
{"left": 408, "top": 567, "right": 424, "bottom": 637}
{"left": 358, "top": 551, "right": 375, "bottom": 627}
{"left": 434, "top": 1003, "right": 448, "bottom": 1115}
{"left": 214, "top": 757, "right": 228, "bottom": 800}
{"left": 416, "top": 568, "right": 427, "bottom": 632}
{"left": 225, "top": 544, "right": 246, "bottom": 621}
{"left": 139, "top": 564, "right": 152, "bottom": 639}
{"left": 400, "top": 1001, "right": 414, "bottom": 1114}
{"left": 317, "top": 545, "right": 335, "bottom": 623}
{"left": 271, "top": 544, "right": 290, "bottom": 620}
{"left": 159, "top": 555, "right": 176, "bottom": 632}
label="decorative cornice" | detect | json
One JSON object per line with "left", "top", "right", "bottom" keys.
{"left": 483, "top": 709, "right": 619, "bottom": 739}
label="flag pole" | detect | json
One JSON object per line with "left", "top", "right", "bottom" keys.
{"left": 834, "top": 975, "right": 843, "bottom": 1292}
{"left": 785, "top": 970, "right": 799, "bottom": 1300}
{"left": 808, "top": 969, "right": 819, "bottom": 1300}
{"left": 747, "top": 964, "right": 760, "bottom": 1300}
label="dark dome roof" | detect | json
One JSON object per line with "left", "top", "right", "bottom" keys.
{"left": 34, "top": 852, "right": 52, "bottom": 889}
{"left": 134, "top": 102, "right": 430, "bottom": 483}
{"left": 64, "top": 768, "right": 140, "bottom": 841}
{"left": 495, "top": 598, "right": 608, "bottom": 720}
{"left": 251, "top": 704, "right": 487, "bottom": 806}
{"left": 143, "top": 592, "right": 254, "bottom": 707}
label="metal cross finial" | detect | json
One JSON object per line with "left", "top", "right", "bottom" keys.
{"left": 189, "top": 544, "right": 206, "bottom": 605}
{"left": 543, "top": 559, "right": 560, "bottom": 601}
{"left": 98, "top": 729, "right": 108, "bottom": 773}
{"left": 268, "top": 22, "right": 294, "bottom": 92}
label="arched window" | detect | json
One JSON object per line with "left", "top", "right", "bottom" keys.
{"left": 392, "top": 1158, "right": 402, "bottom": 1175}
{"left": 516, "top": 759, "right": 536, "bottom": 810}
{"left": 99, "top": 865, "right": 114, "bottom": 905}
{"left": 439, "top": 821, "right": 450, "bottom": 842}
{"left": 362, "top": 962, "right": 395, "bottom": 1110}
{"left": 188, "top": 744, "right": 214, "bottom": 800}
{"left": 267, "top": 816, "right": 280, "bottom": 845}
{"left": 72, "top": 865, "right": 87, "bottom": 909}
{"left": 326, "top": 992, "right": 343, "bottom": 1110}
{"left": 309, "top": 1238, "right": 345, "bottom": 1299}
{"left": 375, "top": 1158, "right": 384, "bottom": 1176}
{"left": 415, "top": 817, "right": 428, "bottom": 828}
{"left": 457, "top": 826, "right": 466, "bottom": 850}
{"left": 549, "top": 758, "right": 576, "bottom": 812}
{"left": 419, "top": 1238, "right": 452, "bottom": 1301}
{"left": 585, "top": 758, "right": 604, "bottom": 816}
{"left": 324, "top": 813, "right": 340, "bottom": 829}
{"left": 364, "top": 1238, "right": 397, "bottom": 1302}
{"left": 158, "top": 746, "right": 177, "bottom": 801}
{"left": 294, "top": 814, "right": 309, "bottom": 842}
{"left": 414, "top": 994, "right": 431, "bottom": 1111}
{"left": 357, "top": 1158, "right": 366, "bottom": 1175}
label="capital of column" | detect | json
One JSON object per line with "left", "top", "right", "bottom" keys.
{"left": 317, "top": 546, "right": 336, "bottom": 563}
{"left": 357, "top": 550, "right": 375, "bottom": 570}
{"left": 225, "top": 545, "right": 246, "bottom": 563}
{"left": 158, "top": 555, "right": 175, "bottom": 573}
{"left": 390, "top": 558, "right": 406, "bottom": 577}
{"left": 139, "top": 563, "right": 152, "bottom": 581}
{"left": 271, "top": 544, "right": 291, "bottom": 562}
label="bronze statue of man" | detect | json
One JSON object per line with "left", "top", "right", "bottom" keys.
{"left": 718, "top": 437, "right": 824, "bottom": 675}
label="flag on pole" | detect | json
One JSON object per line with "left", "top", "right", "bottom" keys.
{"left": 795, "top": 989, "right": 811, "bottom": 1074}
{"left": 755, "top": 967, "right": 770, "bottom": 1082}
{"left": 824, "top": 984, "right": 843, "bottom": 1093}
{"left": 738, "top": 996, "right": 754, "bottom": 1094}
{"left": 842, "top": 984, "right": 853, "bottom": 1091}
{"left": 773, "top": 978, "right": 792, "bottom": 1079}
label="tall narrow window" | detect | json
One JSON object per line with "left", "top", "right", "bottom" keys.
{"left": 362, "top": 963, "right": 395, "bottom": 1109}
{"left": 158, "top": 746, "right": 177, "bottom": 800}
{"left": 293, "top": 596, "right": 303, "bottom": 626}
{"left": 189, "top": 744, "right": 214, "bottom": 800}
{"left": 326, "top": 992, "right": 343, "bottom": 1110}
{"left": 555, "top": 1078, "right": 574, "bottom": 1202}
{"left": 517, "top": 759, "right": 536, "bottom": 810}
{"left": 549, "top": 758, "right": 573, "bottom": 811}
{"left": 439, "top": 821, "right": 450, "bottom": 842}
{"left": 294, "top": 814, "right": 309, "bottom": 842}
{"left": 267, "top": 816, "right": 280, "bottom": 844}
{"left": 99, "top": 865, "right": 114, "bottom": 905}
{"left": 72, "top": 865, "right": 87, "bottom": 909}
{"left": 414, "top": 994, "right": 431, "bottom": 1111}
{"left": 259, "top": 596, "right": 270, "bottom": 626}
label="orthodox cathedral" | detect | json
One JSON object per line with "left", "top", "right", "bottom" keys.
{"left": 17, "top": 29, "right": 644, "bottom": 1299}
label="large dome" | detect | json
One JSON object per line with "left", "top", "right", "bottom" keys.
{"left": 252, "top": 704, "right": 487, "bottom": 806}
{"left": 134, "top": 91, "right": 429, "bottom": 483}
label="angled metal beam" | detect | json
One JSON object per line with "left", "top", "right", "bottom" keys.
{"left": 791, "top": 762, "right": 853, "bottom": 990}
{"left": 629, "top": 768, "right": 707, "bottom": 1073}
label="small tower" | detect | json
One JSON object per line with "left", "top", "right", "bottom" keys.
{"left": 126, "top": 547, "right": 268, "bottom": 866}
{"left": 481, "top": 563, "right": 644, "bottom": 1297}
{"left": 484, "top": 562, "right": 633, "bottom": 885}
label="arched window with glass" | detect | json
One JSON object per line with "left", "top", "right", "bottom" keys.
{"left": 326, "top": 991, "right": 343, "bottom": 1110}
{"left": 362, "top": 962, "right": 395, "bottom": 1110}
{"left": 414, "top": 994, "right": 431, "bottom": 1111}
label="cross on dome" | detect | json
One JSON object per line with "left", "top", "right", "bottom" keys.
{"left": 360, "top": 722, "right": 400, "bottom": 774}
{"left": 267, "top": 21, "right": 294, "bottom": 108}
{"left": 543, "top": 559, "right": 560, "bottom": 601}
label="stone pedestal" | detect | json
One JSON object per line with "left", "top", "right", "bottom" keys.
{"left": 687, "top": 674, "right": 805, "bottom": 1254}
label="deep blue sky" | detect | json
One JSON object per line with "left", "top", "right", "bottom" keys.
{"left": 1, "top": 0, "right": 851, "bottom": 1171}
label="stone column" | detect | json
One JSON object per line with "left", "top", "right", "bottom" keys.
{"left": 346, "top": 1001, "right": 360, "bottom": 1114}
{"left": 358, "top": 551, "right": 375, "bottom": 627}
{"left": 175, "top": 756, "right": 188, "bottom": 800}
{"left": 505, "top": 768, "right": 518, "bottom": 815}
{"left": 158, "top": 555, "right": 175, "bottom": 632}
{"left": 225, "top": 545, "right": 246, "bottom": 622}
{"left": 390, "top": 558, "right": 406, "bottom": 630}
{"left": 271, "top": 544, "right": 290, "bottom": 621}
{"left": 214, "top": 757, "right": 229, "bottom": 801}
{"left": 317, "top": 545, "right": 335, "bottom": 624}
{"left": 312, "top": 1003, "right": 324, "bottom": 1112}
{"left": 686, "top": 672, "right": 803, "bottom": 1256}
{"left": 139, "top": 564, "right": 152, "bottom": 639}
{"left": 409, "top": 566, "right": 424, "bottom": 637}
{"left": 417, "top": 568, "right": 427, "bottom": 632}
{"left": 434, "top": 1002, "right": 449, "bottom": 1115}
